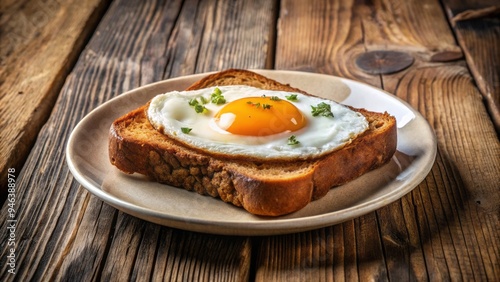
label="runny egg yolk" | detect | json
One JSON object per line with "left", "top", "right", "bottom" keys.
{"left": 214, "top": 97, "right": 307, "bottom": 136}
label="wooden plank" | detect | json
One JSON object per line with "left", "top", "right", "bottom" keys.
{"left": 377, "top": 197, "right": 428, "bottom": 281}
{"left": 393, "top": 64, "right": 500, "bottom": 280}
{"left": 255, "top": 229, "right": 335, "bottom": 281}
{"left": 0, "top": 0, "right": 276, "bottom": 280}
{"left": 255, "top": 0, "right": 500, "bottom": 280}
{"left": 0, "top": 0, "right": 111, "bottom": 199}
{"left": 441, "top": 0, "right": 500, "bottom": 133}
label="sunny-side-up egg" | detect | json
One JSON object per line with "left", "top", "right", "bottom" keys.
{"left": 147, "top": 85, "right": 368, "bottom": 160}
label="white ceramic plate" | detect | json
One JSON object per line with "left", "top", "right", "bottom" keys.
{"left": 66, "top": 70, "right": 436, "bottom": 236}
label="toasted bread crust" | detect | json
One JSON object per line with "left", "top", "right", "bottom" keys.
{"left": 109, "top": 69, "right": 397, "bottom": 216}
{"left": 186, "top": 69, "right": 310, "bottom": 95}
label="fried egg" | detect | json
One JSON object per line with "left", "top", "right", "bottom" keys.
{"left": 147, "top": 85, "right": 368, "bottom": 160}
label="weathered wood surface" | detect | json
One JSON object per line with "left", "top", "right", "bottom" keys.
{"left": 0, "top": 0, "right": 111, "bottom": 198}
{"left": 0, "top": 0, "right": 273, "bottom": 280}
{"left": 258, "top": 0, "right": 499, "bottom": 281}
{"left": 0, "top": 0, "right": 499, "bottom": 281}
{"left": 441, "top": 0, "right": 500, "bottom": 133}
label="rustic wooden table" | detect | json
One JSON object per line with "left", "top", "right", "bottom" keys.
{"left": 1, "top": 0, "right": 499, "bottom": 281}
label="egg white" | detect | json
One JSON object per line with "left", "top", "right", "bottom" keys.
{"left": 147, "top": 85, "right": 368, "bottom": 160}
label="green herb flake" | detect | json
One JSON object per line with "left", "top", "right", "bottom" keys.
{"left": 199, "top": 96, "right": 209, "bottom": 104}
{"left": 262, "top": 104, "right": 272, "bottom": 109}
{"left": 194, "top": 104, "right": 207, "bottom": 113}
{"left": 211, "top": 87, "right": 226, "bottom": 105}
{"left": 247, "top": 101, "right": 261, "bottom": 108}
{"left": 181, "top": 127, "right": 192, "bottom": 134}
{"left": 286, "top": 94, "right": 298, "bottom": 101}
{"left": 213, "top": 87, "right": 222, "bottom": 95}
{"left": 311, "top": 102, "right": 334, "bottom": 117}
{"left": 270, "top": 96, "right": 281, "bottom": 101}
{"left": 188, "top": 98, "right": 208, "bottom": 113}
{"left": 287, "top": 135, "right": 300, "bottom": 145}
{"left": 188, "top": 98, "right": 199, "bottom": 107}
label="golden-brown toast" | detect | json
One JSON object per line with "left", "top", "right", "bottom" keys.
{"left": 109, "top": 69, "right": 397, "bottom": 216}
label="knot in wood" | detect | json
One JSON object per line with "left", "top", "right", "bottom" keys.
{"left": 355, "top": 50, "right": 414, "bottom": 74}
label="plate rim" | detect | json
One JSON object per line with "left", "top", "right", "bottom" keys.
{"left": 66, "top": 69, "right": 437, "bottom": 236}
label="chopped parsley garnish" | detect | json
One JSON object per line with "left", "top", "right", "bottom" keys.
{"left": 188, "top": 98, "right": 198, "bottom": 106}
{"left": 194, "top": 104, "right": 206, "bottom": 113}
{"left": 181, "top": 127, "right": 192, "bottom": 134}
{"left": 262, "top": 95, "right": 282, "bottom": 101}
{"left": 311, "top": 102, "right": 334, "bottom": 117}
{"left": 188, "top": 98, "right": 208, "bottom": 113}
{"left": 247, "top": 101, "right": 260, "bottom": 108}
{"left": 246, "top": 101, "right": 272, "bottom": 110}
{"left": 287, "top": 135, "right": 300, "bottom": 145}
{"left": 210, "top": 87, "right": 226, "bottom": 104}
{"left": 199, "top": 96, "right": 209, "bottom": 104}
{"left": 286, "top": 94, "right": 298, "bottom": 101}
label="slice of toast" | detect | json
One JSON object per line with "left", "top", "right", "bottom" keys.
{"left": 109, "top": 69, "right": 397, "bottom": 216}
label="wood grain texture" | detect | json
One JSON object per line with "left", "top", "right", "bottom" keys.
{"left": 388, "top": 65, "right": 500, "bottom": 280}
{"left": 1, "top": 0, "right": 498, "bottom": 281}
{"left": 0, "top": 0, "right": 276, "bottom": 280}
{"left": 441, "top": 0, "right": 500, "bottom": 133}
{"left": 256, "top": 0, "right": 500, "bottom": 281}
{"left": 0, "top": 0, "right": 110, "bottom": 198}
